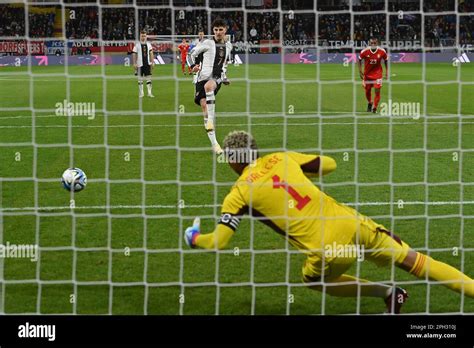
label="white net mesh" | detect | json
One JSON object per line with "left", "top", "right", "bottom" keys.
{"left": 0, "top": 0, "right": 472, "bottom": 315}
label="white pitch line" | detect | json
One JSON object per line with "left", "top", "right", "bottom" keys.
{"left": 0, "top": 200, "right": 472, "bottom": 212}
{"left": 0, "top": 112, "right": 473, "bottom": 120}
{"left": 0, "top": 121, "right": 472, "bottom": 129}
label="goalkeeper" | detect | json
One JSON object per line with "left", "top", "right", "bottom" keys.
{"left": 184, "top": 130, "right": 474, "bottom": 313}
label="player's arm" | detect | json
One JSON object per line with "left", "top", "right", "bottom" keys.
{"left": 132, "top": 44, "right": 138, "bottom": 69}
{"left": 222, "top": 42, "right": 233, "bottom": 85}
{"left": 357, "top": 53, "right": 364, "bottom": 79}
{"left": 148, "top": 45, "right": 154, "bottom": 69}
{"left": 185, "top": 219, "right": 235, "bottom": 250}
{"left": 184, "top": 186, "right": 247, "bottom": 250}
{"left": 383, "top": 52, "right": 388, "bottom": 79}
{"left": 187, "top": 40, "right": 208, "bottom": 72}
{"left": 287, "top": 152, "right": 337, "bottom": 177}
{"left": 194, "top": 53, "right": 202, "bottom": 66}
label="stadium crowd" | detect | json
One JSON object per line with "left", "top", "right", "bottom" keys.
{"left": 0, "top": 5, "right": 25, "bottom": 37}
{"left": 0, "top": 0, "right": 472, "bottom": 49}
{"left": 102, "top": 8, "right": 135, "bottom": 40}
{"left": 66, "top": 7, "right": 98, "bottom": 39}
{"left": 29, "top": 12, "right": 55, "bottom": 38}
{"left": 424, "top": 15, "right": 457, "bottom": 46}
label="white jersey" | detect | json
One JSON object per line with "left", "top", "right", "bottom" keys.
{"left": 187, "top": 38, "right": 232, "bottom": 83}
{"left": 191, "top": 38, "right": 205, "bottom": 84}
{"left": 193, "top": 37, "right": 205, "bottom": 47}
{"left": 132, "top": 41, "right": 153, "bottom": 67}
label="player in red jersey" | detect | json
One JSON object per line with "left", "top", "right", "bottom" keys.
{"left": 358, "top": 37, "right": 388, "bottom": 113}
{"left": 178, "top": 39, "right": 191, "bottom": 75}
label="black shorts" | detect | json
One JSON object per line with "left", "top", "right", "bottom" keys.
{"left": 137, "top": 65, "right": 151, "bottom": 77}
{"left": 194, "top": 80, "right": 222, "bottom": 106}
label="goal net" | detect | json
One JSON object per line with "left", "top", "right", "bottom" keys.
{"left": 0, "top": 0, "right": 472, "bottom": 315}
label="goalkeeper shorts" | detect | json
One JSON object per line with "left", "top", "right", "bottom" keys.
{"left": 302, "top": 218, "right": 411, "bottom": 283}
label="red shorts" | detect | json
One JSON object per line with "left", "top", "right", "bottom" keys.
{"left": 363, "top": 78, "right": 383, "bottom": 89}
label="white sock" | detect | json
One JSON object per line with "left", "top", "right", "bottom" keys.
{"left": 205, "top": 91, "right": 215, "bottom": 125}
{"left": 204, "top": 117, "right": 218, "bottom": 146}
{"left": 146, "top": 80, "right": 152, "bottom": 94}
{"left": 207, "top": 130, "right": 218, "bottom": 146}
{"left": 138, "top": 81, "right": 144, "bottom": 95}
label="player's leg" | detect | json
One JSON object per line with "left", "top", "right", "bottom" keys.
{"left": 199, "top": 97, "right": 222, "bottom": 154}
{"left": 364, "top": 80, "right": 372, "bottom": 112}
{"left": 363, "top": 221, "right": 474, "bottom": 305}
{"left": 204, "top": 79, "right": 217, "bottom": 130}
{"left": 203, "top": 80, "right": 222, "bottom": 154}
{"left": 199, "top": 97, "right": 209, "bottom": 127}
{"left": 138, "top": 68, "right": 144, "bottom": 98}
{"left": 145, "top": 73, "right": 154, "bottom": 98}
{"left": 194, "top": 81, "right": 222, "bottom": 154}
{"left": 372, "top": 86, "right": 381, "bottom": 113}
{"left": 181, "top": 60, "right": 186, "bottom": 74}
{"left": 399, "top": 249, "right": 474, "bottom": 298}
{"left": 302, "top": 255, "right": 393, "bottom": 299}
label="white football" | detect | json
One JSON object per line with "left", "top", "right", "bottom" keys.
{"left": 61, "top": 168, "right": 87, "bottom": 192}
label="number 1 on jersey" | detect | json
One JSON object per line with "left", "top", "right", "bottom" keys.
{"left": 272, "top": 175, "right": 311, "bottom": 210}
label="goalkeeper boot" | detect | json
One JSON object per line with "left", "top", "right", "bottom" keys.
{"left": 367, "top": 102, "right": 373, "bottom": 112}
{"left": 384, "top": 287, "right": 409, "bottom": 314}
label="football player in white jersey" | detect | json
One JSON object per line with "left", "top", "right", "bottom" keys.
{"left": 187, "top": 19, "right": 232, "bottom": 155}
{"left": 132, "top": 30, "right": 155, "bottom": 98}
{"left": 191, "top": 30, "right": 206, "bottom": 85}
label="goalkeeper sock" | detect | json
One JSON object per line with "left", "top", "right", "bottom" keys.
{"left": 146, "top": 80, "right": 152, "bottom": 94}
{"left": 365, "top": 86, "right": 372, "bottom": 103}
{"left": 321, "top": 274, "right": 392, "bottom": 298}
{"left": 373, "top": 90, "right": 381, "bottom": 108}
{"left": 410, "top": 253, "right": 474, "bottom": 298}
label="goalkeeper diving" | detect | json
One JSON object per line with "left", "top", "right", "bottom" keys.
{"left": 184, "top": 131, "right": 474, "bottom": 313}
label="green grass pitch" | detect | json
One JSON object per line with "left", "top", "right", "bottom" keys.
{"left": 0, "top": 62, "right": 473, "bottom": 314}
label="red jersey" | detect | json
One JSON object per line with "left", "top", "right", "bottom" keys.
{"left": 178, "top": 43, "right": 190, "bottom": 57}
{"left": 358, "top": 47, "right": 388, "bottom": 80}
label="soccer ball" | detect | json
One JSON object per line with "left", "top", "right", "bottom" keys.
{"left": 61, "top": 168, "right": 87, "bottom": 192}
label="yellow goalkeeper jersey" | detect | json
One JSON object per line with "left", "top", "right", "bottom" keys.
{"left": 220, "top": 152, "right": 366, "bottom": 254}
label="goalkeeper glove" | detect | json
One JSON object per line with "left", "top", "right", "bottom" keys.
{"left": 184, "top": 217, "right": 201, "bottom": 248}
